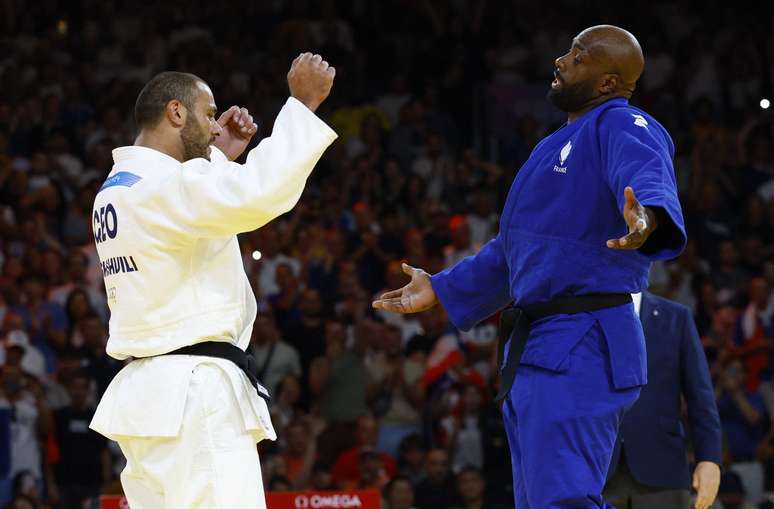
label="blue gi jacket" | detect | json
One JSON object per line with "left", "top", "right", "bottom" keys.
{"left": 431, "top": 98, "right": 686, "bottom": 389}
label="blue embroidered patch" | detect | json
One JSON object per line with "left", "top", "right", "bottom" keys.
{"left": 99, "top": 172, "right": 142, "bottom": 192}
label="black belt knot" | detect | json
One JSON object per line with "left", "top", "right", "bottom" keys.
{"left": 495, "top": 293, "right": 632, "bottom": 402}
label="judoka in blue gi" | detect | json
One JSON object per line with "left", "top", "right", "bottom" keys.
{"left": 373, "top": 25, "right": 687, "bottom": 508}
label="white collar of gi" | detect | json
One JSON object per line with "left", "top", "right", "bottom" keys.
{"left": 631, "top": 292, "right": 642, "bottom": 317}
{"left": 111, "top": 145, "right": 183, "bottom": 170}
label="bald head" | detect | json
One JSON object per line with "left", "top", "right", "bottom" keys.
{"left": 547, "top": 25, "right": 645, "bottom": 119}
{"left": 576, "top": 25, "right": 644, "bottom": 94}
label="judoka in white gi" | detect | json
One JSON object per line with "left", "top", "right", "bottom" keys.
{"left": 89, "top": 53, "right": 337, "bottom": 508}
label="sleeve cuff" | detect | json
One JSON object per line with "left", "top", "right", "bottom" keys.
{"left": 695, "top": 454, "right": 723, "bottom": 466}
{"left": 430, "top": 273, "right": 479, "bottom": 332}
{"left": 284, "top": 97, "right": 339, "bottom": 143}
{"left": 208, "top": 145, "right": 229, "bottom": 163}
{"left": 638, "top": 203, "right": 687, "bottom": 260}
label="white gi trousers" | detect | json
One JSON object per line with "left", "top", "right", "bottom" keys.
{"left": 99, "top": 362, "right": 270, "bottom": 509}
{"left": 118, "top": 364, "right": 266, "bottom": 509}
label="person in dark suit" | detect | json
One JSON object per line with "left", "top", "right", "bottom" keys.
{"left": 604, "top": 292, "right": 722, "bottom": 509}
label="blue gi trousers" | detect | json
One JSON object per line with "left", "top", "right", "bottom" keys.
{"left": 502, "top": 323, "right": 640, "bottom": 508}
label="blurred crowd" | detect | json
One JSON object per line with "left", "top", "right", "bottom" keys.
{"left": 0, "top": 0, "right": 773, "bottom": 508}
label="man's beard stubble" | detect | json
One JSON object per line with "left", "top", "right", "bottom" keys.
{"left": 180, "top": 116, "right": 211, "bottom": 161}
{"left": 546, "top": 79, "right": 597, "bottom": 113}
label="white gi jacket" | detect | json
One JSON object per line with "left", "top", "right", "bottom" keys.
{"left": 89, "top": 97, "right": 337, "bottom": 441}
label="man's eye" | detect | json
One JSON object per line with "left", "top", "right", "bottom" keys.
{"left": 573, "top": 56, "right": 581, "bottom": 64}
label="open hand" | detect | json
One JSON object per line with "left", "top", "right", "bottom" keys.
{"left": 372, "top": 263, "right": 438, "bottom": 314}
{"left": 606, "top": 186, "right": 657, "bottom": 250}
{"left": 213, "top": 106, "right": 258, "bottom": 161}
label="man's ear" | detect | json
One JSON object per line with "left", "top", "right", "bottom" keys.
{"left": 165, "top": 99, "right": 187, "bottom": 128}
{"left": 599, "top": 74, "right": 619, "bottom": 94}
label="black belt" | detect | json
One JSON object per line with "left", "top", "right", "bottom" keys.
{"left": 495, "top": 293, "right": 632, "bottom": 402}
{"left": 159, "top": 341, "right": 271, "bottom": 402}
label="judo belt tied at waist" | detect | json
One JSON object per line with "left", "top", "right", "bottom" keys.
{"left": 158, "top": 341, "right": 271, "bottom": 402}
{"left": 495, "top": 293, "right": 632, "bottom": 402}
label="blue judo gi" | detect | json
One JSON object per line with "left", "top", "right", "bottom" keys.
{"left": 431, "top": 98, "right": 687, "bottom": 509}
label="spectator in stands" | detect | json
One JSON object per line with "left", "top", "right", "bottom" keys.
{"left": 442, "top": 384, "right": 486, "bottom": 474}
{"left": 734, "top": 277, "right": 774, "bottom": 391}
{"left": 52, "top": 371, "right": 108, "bottom": 508}
{"left": 62, "top": 289, "right": 94, "bottom": 352}
{"left": 310, "top": 320, "right": 369, "bottom": 462}
{"left": 759, "top": 454, "right": 774, "bottom": 509}
{"left": 2, "top": 331, "right": 44, "bottom": 380}
{"left": 331, "top": 415, "right": 397, "bottom": 488}
{"left": 13, "top": 275, "right": 67, "bottom": 359}
{"left": 267, "top": 476, "right": 291, "bottom": 492}
{"left": 348, "top": 202, "right": 390, "bottom": 294}
{"left": 351, "top": 450, "right": 390, "bottom": 490}
{"left": 405, "top": 307, "right": 448, "bottom": 357}
{"left": 414, "top": 448, "right": 456, "bottom": 509}
{"left": 717, "top": 470, "right": 756, "bottom": 509}
{"left": 396, "top": 434, "right": 427, "bottom": 486}
{"left": 376, "top": 75, "right": 411, "bottom": 127}
{"left": 703, "top": 305, "right": 738, "bottom": 378}
{"left": 48, "top": 250, "right": 107, "bottom": 323}
{"left": 251, "top": 312, "right": 302, "bottom": 396}
{"left": 718, "top": 360, "right": 768, "bottom": 461}
{"left": 282, "top": 288, "right": 326, "bottom": 377}
{"left": 714, "top": 241, "right": 751, "bottom": 303}
{"left": 309, "top": 462, "right": 335, "bottom": 491}
{"left": 0, "top": 364, "right": 51, "bottom": 506}
{"left": 4, "top": 493, "right": 39, "bottom": 509}
{"left": 465, "top": 190, "right": 499, "bottom": 249}
{"left": 374, "top": 324, "right": 425, "bottom": 458}
{"left": 279, "top": 419, "right": 320, "bottom": 490}
{"left": 254, "top": 227, "right": 302, "bottom": 299}
{"left": 7, "top": 470, "right": 42, "bottom": 509}
{"left": 268, "top": 263, "right": 302, "bottom": 336}
{"left": 450, "top": 465, "right": 508, "bottom": 509}
{"left": 269, "top": 374, "right": 303, "bottom": 451}
{"left": 443, "top": 216, "right": 475, "bottom": 269}
{"left": 382, "top": 475, "right": 417, "bottom": 509}
{"left": 70, "top": 315, "right": 119, "bottom": 399}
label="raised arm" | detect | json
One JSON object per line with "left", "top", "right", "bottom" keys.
{"left": 140, "top": 54, "right": 337, "bottom": 238}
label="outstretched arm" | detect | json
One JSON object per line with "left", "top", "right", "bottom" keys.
{"left": 372, "top": 263, "right": 438, "bottom": 314}
{"left": 374, "top": 234, "right": 511, "bottom": 331}
{"left": 602, "top": 111, "right": 686, "bottom": 258}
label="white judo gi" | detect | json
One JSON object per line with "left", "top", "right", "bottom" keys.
{"left": 89, "top": 97, "right": 337, "bottom": 509}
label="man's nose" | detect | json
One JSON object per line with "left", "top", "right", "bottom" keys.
{"left": 554, "top": 55, "right": 565, "bottom": 72}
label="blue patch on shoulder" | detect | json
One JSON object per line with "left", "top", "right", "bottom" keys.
{"left": 99, "top": 172, "right": 142, "bottom": 193}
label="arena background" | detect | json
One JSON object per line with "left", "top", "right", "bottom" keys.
{"left": 1, "top": 1, "right": 774, "bottom": 508}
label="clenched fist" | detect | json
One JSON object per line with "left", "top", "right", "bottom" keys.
{"left": 287, "top": 53, "right": 335, "bottom": 112}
